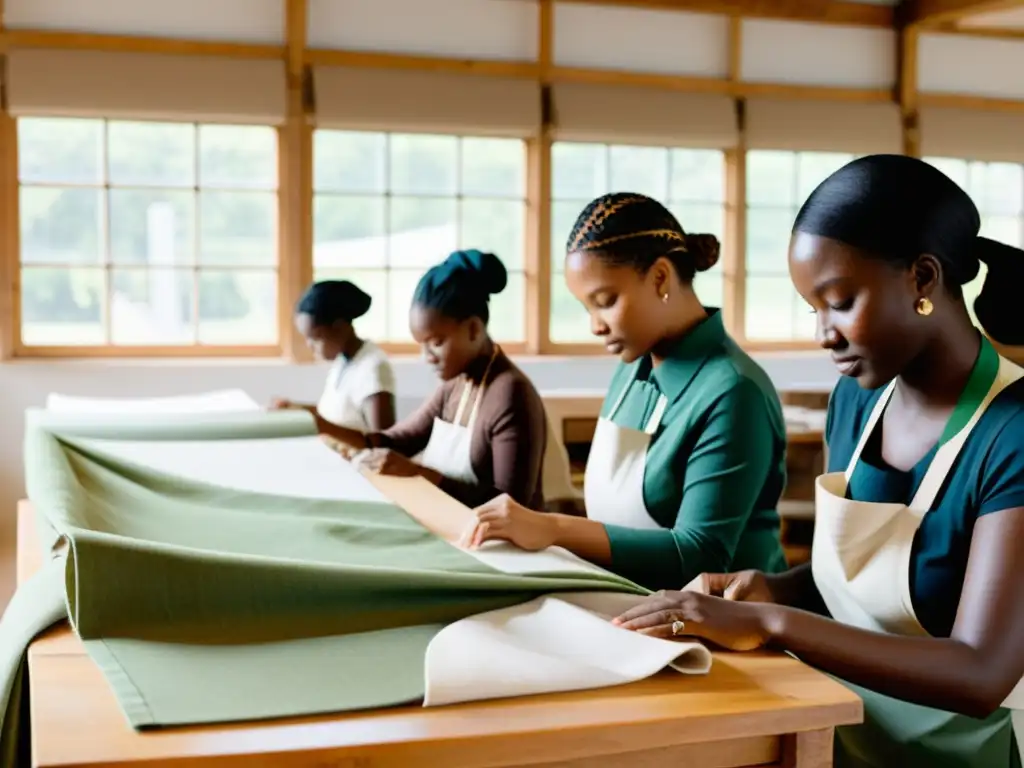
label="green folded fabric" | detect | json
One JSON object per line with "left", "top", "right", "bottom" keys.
{"left": 0, "top": 410, "right": 645, "bottom": 767}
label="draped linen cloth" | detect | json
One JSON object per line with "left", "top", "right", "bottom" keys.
{"left": 0, "top": 409, "right": 712, "bottom": 766}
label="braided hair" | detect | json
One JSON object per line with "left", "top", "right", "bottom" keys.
{"left": 566, "top": 192, "right": 720, "bottom": 282}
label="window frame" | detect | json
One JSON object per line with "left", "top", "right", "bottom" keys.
{"left": 742, "top": 149, "right": 860, "bottom": 346}
{"left": 544, "top": 139, "right": 731, "bottom": 354}
{"left": 7, "top": 103, "right": 1023, "bottom": 360}
{"left": 309, "top": 128, "right": 532, "bottom": 356}
{"left": 10, "top": 115, "right": 285, "bottom": 359}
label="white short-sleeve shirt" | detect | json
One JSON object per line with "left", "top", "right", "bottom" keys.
{"left": 316, "top": 341, "right": 395, "bottom": 430}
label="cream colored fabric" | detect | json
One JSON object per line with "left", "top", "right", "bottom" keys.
{"left": 424, "top": 591, "right": 711, "bottom": 707}
{"left": 551, "top": 83, "right": 738, "bottom": 148}
{"left": 745, "top": 98, "right": 902, "bottom": 154}
{"left": 7, "top": 49, "right": 286, "bottom": 123}
{"left": 583, "top": 372, "right": 668, "bottom": 531}
{"left": 46, "top": 390, "right": 259, "bottom": 414}
{"left": 811, "top": 355, "right": 1024, "bottom": 758}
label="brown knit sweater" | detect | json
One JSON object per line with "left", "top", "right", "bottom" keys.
{"left": 369, "top": 350, "right": 547, "bottom": 510}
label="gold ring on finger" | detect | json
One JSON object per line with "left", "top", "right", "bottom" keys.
{"left": 671, "top": 620, "right": 685, "bottom": 636}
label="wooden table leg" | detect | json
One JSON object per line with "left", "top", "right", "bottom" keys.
{"left": 782, "top": 728, "right": 834, "bottom": 768}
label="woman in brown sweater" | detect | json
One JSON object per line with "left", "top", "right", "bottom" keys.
{"left": 279, "top": 250, "right": 548, "bottom": 509}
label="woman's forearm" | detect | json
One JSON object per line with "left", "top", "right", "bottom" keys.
{"left": 318, "top": 420, "right": 369, "bottom": 450}
{"left": 767, "top": 562, "right": 826, "bottom": 613}
{"left": 550, "top": 515, "right": 613, "bottom": 565}
{"left": 764, "top": 605, "right": 1008, "bottom": 718}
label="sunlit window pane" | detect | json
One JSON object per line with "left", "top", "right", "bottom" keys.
{"left": 17, "top": 116, "right": 280, "bottom": 348}
{"left": 926, "top": 156, "right": 1024, "bottom": 330}
{"left": 550, "top": 143, "right": 726, "bottom": 344}
{"left": 745, "top": 150, "right": 860, "bottom": 342}
{"left": 20, "top": 267, "right": 105, "bottom": 345}
{"left": 312, "top": 130, "right": 528, "bottom": 343}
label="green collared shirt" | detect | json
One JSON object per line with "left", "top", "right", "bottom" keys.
{"left": 598, "top": 309, "right": 788, "bottom": 590}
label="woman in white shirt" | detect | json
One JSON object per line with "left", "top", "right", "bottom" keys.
{"left": 272, "top": 280, "right": 396, "bottom": 432}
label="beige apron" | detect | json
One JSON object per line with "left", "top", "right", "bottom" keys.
{"left": 584, "top": 366, "right": 669, "bottom": 530}
{"left": 417, "top": 349, "right": 498, "bottom": 485}
{"left": 813, "top": 347, "right": 1024, "bottom": 767}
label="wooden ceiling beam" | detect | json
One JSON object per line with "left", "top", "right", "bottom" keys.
{"left": 932, "top": 22, "right": 1024, "bottom": 38}
{"left": 547, "top": 0, "right": 893, "bottom": 27}
{"left": 2, "top": 29, "right": 282, "bottom": 59}
{"left": 897, "top": 0, "right": 1024, "bottom": 27}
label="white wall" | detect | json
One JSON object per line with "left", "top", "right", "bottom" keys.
{"left": 0, "top": 352, "right": 838, "bottom": 600}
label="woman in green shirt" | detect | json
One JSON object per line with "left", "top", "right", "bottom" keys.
{"left": 461, "top": 192, "right": 788, "bottom": 590}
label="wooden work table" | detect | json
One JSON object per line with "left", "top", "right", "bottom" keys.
{"left": 19, "top": 489, "right": 860, "bottom": 768}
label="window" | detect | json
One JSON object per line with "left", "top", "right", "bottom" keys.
{"left": 550, "top": 142, "right": 726, "bottom": 344}
{"left": 745, "top": 150, "right": 856, "bottom": 342}
{"left": 312, "top": 131, "right": 527, "bottom": 344}
{"left": 17, "top": 118, "right": 279, "bottom": 348}
{"left": 924, "top": 157, "right": 1024, "bottom": 326}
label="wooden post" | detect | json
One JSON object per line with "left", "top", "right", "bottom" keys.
{"left": 527, "top": 0, "right": 553, "bottom": 354}
{"left": 278, "top": 0, "right": 313, "bottom": 361}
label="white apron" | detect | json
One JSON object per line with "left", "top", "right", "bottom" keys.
{"left": 584, "top": 366, "right": 669, "bottom": 530}
{"left": 417, "top": 350, "right": 498, "bottom": 485}
{"left": 812, "top": 346, "right": 1024, "bottom": 767}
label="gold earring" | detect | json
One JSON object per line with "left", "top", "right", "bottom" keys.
{"left": 915, "top": 297, "right": 934, "bottom": 316}
{"left": 661, "top": 292, "right": 669, "bottom": 303}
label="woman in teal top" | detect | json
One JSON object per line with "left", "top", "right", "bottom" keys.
{"left": 612, "top": 156, "right": 1024, "bottom": 767}
{"left": 461, "top": 193, "right": 788, "bottom": 591}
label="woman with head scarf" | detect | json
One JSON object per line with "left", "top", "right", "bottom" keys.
{"left": 271, "top": 279, "right": 396, "bottom": 431}
{"left": 460, "top": 193, "right": 789, "bottom": 592}
{"left": 299, "top": 249, "right": 551, "bottom": 510}
{"left": 613, "top": 155, "right": 1024, "bottom": 767}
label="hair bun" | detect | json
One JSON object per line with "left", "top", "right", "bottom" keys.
{"left": 444, "top": 249, "right": 508, "bottom": 295}
{"left": 974, "top": 236, "right": 1024, "bottom": 345}
{"left": 296, "top": 279, "right": 371, "bottom": 323}
{"left": 687, "top": 234, "right": 720, "bottom": 272}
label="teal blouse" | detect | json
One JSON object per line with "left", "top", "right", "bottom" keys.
{"left": 598, "top": 309, "right": 788, "bottom": 590}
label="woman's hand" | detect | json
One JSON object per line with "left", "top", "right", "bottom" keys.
{"left": 320, "top": 435, "right": 359, "bottom": 460}
{"left": 356, "top": 448, "right": 422, "bottom": 478}
{"left": 268, "top": 400, "right": 331, "bottom": 434}
{"left": 612, "top": 589, "right": 779, "bottom": 651}
{"left": 683, "top": 569, "right": 779, "bottom": 604}
{"left": 268, "top": 398, "right": 316, "bottom": 420}
{"left": 460, "top": 494, "right": 558, "bottom": 552}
